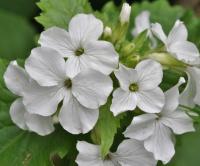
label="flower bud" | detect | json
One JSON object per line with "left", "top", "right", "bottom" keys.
{"left": 103, "top": 26, "right": 112, "bottom": 37}
{"left": 120, "top": 3, "right": 131, "bottom": 24}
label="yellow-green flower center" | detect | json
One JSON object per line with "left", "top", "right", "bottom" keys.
{"left": 129, "top": 83, "right": 139, "bottom": 92}
{"left": 75, "top": 48, "right": 84, "bottom": 56}
{"left": 64, "top": 79, "right": 72, "bottom": 89}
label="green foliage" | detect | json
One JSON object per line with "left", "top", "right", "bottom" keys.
{"left": 0, "top": 125, "right": 75, "bottom": 166}
{"left": 36, "top": 0, "right": 92, "bottom": 29}
{"left": 91, "top": 98, "right": 122, "bottom": 158}
{"left": 0, "top": 9, "right": 36, "bottom": 60}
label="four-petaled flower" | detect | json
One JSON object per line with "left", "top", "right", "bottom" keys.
{"left": 124, "top": 78, "right": 195, "bottom": 164}
{"left": 39, "top": 14, "right": 119, "bottom": 78}
{"left": 76, "top": 139, "right": 157, "bottom": 166}
{"left": 111, "top": 59, "right": 165, "bottom": 116}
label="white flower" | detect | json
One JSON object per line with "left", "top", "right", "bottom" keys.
{"left": 132, "top": 11, "right": 156, "bottom": 48}
{"left": 76, "top": 139, "right": 157, "bottom": 166}
{"left": 180, "top": 67, "right": 200, "bottom": 107}
{"left": 4, "top": 61, "right": 54, "bottom": 136}
{"left": 110, "top": 59, "right": 164, "bottom": 116}
{"left": 38, "top": 13, "right": 119, "bottom": 78}
{"left": 151, "top": 20, "right": 200, "bottom": 65}
{"left": 24, "top": 47, "right": 113, "bottom": 134}
{"left": 124, "top": 78, "right": 195, "bottom": 164}
{"left": 119, "top": 3, "right": 131, "bottom": 24}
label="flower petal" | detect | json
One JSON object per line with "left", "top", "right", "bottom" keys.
{"left": 24, "top": 112, "right": 55, "bottom": 136}
{"left": 59, "top": 95, "right": 99, "bottom": 134}
{"left": 72, "top": 70, "right": 113, "bottom": 109}
{"left": 168, "top": 41, "right": 200, "bottom": 65}
{"left": 65, "top": 55, "right": 87, "bottom": 78}
{"left": 137, "top": 87, "right": 165, "bottom": 113}
{"left": 76, "top": 141, "right": 104, "bottom": 166}
{"left": 113, "top": 139, "right": 157, "bottom": 166}
{"left": 10, "top": 98, "right": 28, "bottom": 130}
{"left": 38, "top": 27, "right": 76, "bottom": 57}
{"left": 114, "top": 64, "right": 138, "bottom": 91}
{"left": 167, "top": 20, "right": 188, "bottom": 44}
{"left": 83, "top": 40, "right": 119, "bottom": 75}
{"left": 25, "top": 47, "right": 66, "bottom": 86}
{"left": 4, "top": 61, "right": 29, "bottom": 96}
{"left": 190, "top": 67, "right": 200, "bottom": 106}
{"left": 162, "top": 77, "right": 185, "bottom": 113}
{"left": 132, "top": 11, "right": 151, "bottom": 37}
{"left": 23, "top": 81, "right": 65, "bottom": 116}
{"left": 151, "top": 23, "right": 167, "bottom": 43}
{"left": 110, "top": 88, "right": 137, "bottom": 116}
{"left": 136, "top": 59, "right": 163, "bottom": 90}
{"left": 161, "top": 110, "right": 195, "bottom": 135}
{"left": 69, "top": 14, "right": 103, "bottom": 42}
{"left": 144, "top": 122, "right": 175, "bottom": 164}
{"left": 124, "top": 114, "right": 157, "bottom": 140}
{"left": 180, "top": 68, "right": 196, "bottom": 108}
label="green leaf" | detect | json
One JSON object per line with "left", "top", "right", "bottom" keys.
{"left": 91, "top": 98, "right": 122, "bottom": 158}
{"left": 129, "top": 0, "right": 185, "bottom": 40}
{"left": 0, "top": 125, "right": 76, "bottom": 166}
{"left": 36, "top": 0, "right": 92, "bottom": 29}
{"left": 0, "top": 9, "right": 36, "bottom": 60}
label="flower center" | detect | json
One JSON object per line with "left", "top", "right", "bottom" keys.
{"left": 129, "top": 83, "right": 139, "bottom": 92}
{"left": 64, "top": 79, "right": 72, "bottom": 89}
{"left": 104, "top": 154, "right": 111, "bottom": 161}
{"left": 75, "top": 48, "right": 84, "bottom": 56}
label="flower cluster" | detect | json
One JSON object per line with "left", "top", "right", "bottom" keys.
{"left": 4, "top": 2, "right": 200, "bottom": 166}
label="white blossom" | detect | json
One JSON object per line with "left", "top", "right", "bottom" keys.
{"left": 4, "top": 61, "right": 55, "bottom": 136}
{"left": 151, "top": 20, "right": 200, "bottom": 108}
{"left": 119, "top": 3, "right": 131, "bottom": 24}
{"left": 76, "top": 139, "right": 157, "bottom": 166}
{"left": 111, "top": 59, "right": 164, "bottom": 116}
{"left": 132, "top": 11, "right": 156, "bottom": 48}
{"left": 24, "top": 47, "right": 113, "bottom": 134}
{"left": 39, "top": 13, "right": 118, "bottom": 78}
{"left": 124, "top": 78, "right": 195, "bottom": 164}
{"left": 151, "top": 20, "right": 200, "bottom": 65}
{"left": 180, "top": 67, "right": 200, "bottom": 107}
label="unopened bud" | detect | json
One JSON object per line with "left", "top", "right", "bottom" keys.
{"left": 103, "top": 26, "right": 112, "bottom": 37}
{"left": 120, "top": 3, "right": 131, "bottom": 24}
